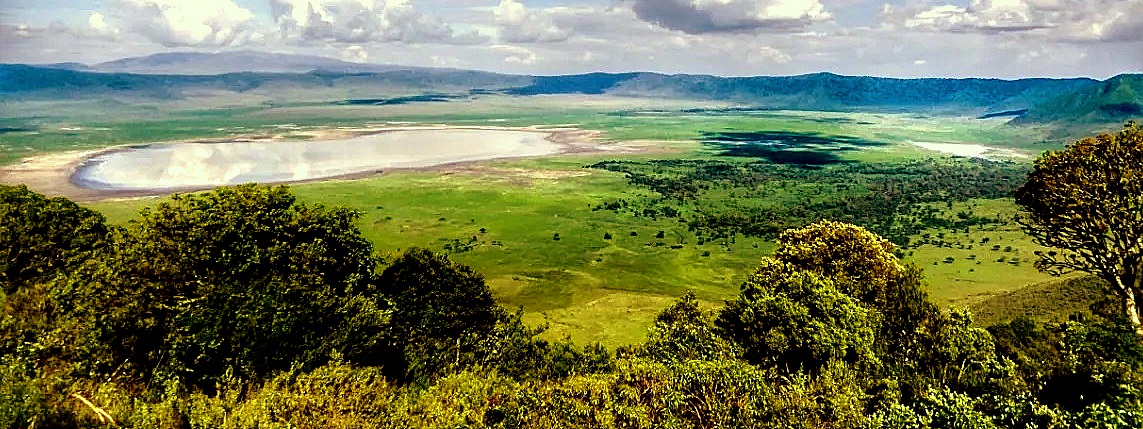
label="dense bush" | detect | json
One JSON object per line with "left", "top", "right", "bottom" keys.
{"left": 0, "top": 184, "right": 111, "bottom": 295}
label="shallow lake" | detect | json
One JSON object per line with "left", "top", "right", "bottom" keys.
{"left": 72, "top": 129, "right": 561, "bottom": 191}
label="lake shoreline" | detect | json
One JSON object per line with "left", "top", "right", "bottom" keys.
{"left": 0, "top": 125, "right": 615, "bottom": 202}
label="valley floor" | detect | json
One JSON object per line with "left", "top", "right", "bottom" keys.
{"left": 0, "top": 98, "right": 1102, "bottom": 345}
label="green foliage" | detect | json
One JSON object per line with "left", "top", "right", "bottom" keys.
{"left": 719, "top": 221, "right": 942, "bottom": 382}
{"left": 1015, "top": 122, "right": 1143, "bottom": 335}
{"left": 588, "top": 158, "right": 1027, "bottom": 245}
{"left": 923, "top": 308, "right": 1018, "bottom": 396}
{"left": 7, "top": 183, "right": 1143, "bottom": 428}
{"left": 473, "top": 310, "right": 614, "bottom": 381}
{"left": 497, "top": 358, "right": 868, "bottom": 429}
{"left": 0, "top": 184, "right": 111, "bottom": 294}
{"left": 379, "top": 247, "right": 504, "bottom": 381}
{"left": 717, "top": 259, "right": 878, "bottom": 373}
{"left": 59, "top": 185, "right": 387, "bottom": 388}
{"left": 636, "top": 292, "right": 739, "bottom": 364}
{"left": 773, "top": 220, "right": 905, "bottom": 301}
{"left": 869, "top": 387, "right": 1001, "bottom": 429}
{"left": 209, "top": 361, "right": 398, "bottom": 429}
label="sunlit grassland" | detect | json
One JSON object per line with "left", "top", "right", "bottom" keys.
{"left": 82, "top": 156, "right": 1052, "bottom": 346}
{"left": 900, "top": 198, "right": 1063, "bottom": 307}
{"left": 19, "top": 97, "right": 1074, "bottom": 345}
{"left": 85, "top": 153, "right": 774, "bottom": 345}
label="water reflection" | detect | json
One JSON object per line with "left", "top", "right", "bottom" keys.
{"left": 73, "top": 129, "right": 559, "bottom": 191}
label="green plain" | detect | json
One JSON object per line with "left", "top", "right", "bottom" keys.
{"left": 5, "top": 95, "right": 1094, "bottom": 346}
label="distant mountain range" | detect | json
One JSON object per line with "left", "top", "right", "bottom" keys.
{"left": 4, "top": 51, "right": 1140, "bottom": 126}
{"left": 39, "top": 50, "right": 436, "bottom": 75}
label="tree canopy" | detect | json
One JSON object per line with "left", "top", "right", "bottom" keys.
{"left": 717, "top": 260, "right": 878, "bottom": 372}
{"left": 1015, "top": 122, "right": 1143, "bottom": 336}
{"left": 61, "top": 185, "right": 389, "bottom": 387}
{"left": 0, "top": 184, "right": 110, "bottom": 295}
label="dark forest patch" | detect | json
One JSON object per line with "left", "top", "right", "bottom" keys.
{"left": 339, "top": 94, "right": 462, "bottom": 105}
{"left": 979, "top": 109, "right": 1028, "bottom": 119}
{"left": 1098, "top": 103, "right": 1142, "bottom": 116}
{"left": 701, "top": 130, "right": 886, "bottom": 165}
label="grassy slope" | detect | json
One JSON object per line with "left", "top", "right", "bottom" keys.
{"left": 970, "top": 276, "right": 1108, "bottom": 327}
{"left": 901, "top": 198, "right": 1059, "bottom": 306}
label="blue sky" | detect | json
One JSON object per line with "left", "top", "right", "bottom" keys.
{"left": 1, "top": 0, "right": 1140, "bottom": 78}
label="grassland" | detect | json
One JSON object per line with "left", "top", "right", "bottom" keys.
{"left": 6, "top": 95, "right": 1095, "bottom": 345}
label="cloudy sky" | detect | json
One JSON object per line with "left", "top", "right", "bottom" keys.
{"left": 1, "top": 0, "right": 1140, "bottom": 78}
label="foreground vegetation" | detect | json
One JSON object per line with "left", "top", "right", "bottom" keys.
{"left": 3, "top": 178, "right": 1142, "bottom": 428}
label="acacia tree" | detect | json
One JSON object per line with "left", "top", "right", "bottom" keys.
{"left": 1014, "top": 122, "right": 1143, "bottom": 336}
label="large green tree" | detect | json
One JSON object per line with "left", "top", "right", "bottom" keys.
{"left": 717, "top": 259, "right": 879, "bottom": 373}
{"left": 1014, "top": 122, "right": 1143, "bottom": 336}
{"left": 378, "top": 248, "right": 503, "bottom": 380}
{"left": 761, "top": 221, "right": 941, "bottom": 364}
{"left": 0, "top": 184, "right": 110, "bottom": 295}
{"left": 64, "top": 185, "right": 388, "bottom": 387}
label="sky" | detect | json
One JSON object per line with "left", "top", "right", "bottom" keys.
{"left": 1, "top": 0, "right": 1140, "bottom": 78}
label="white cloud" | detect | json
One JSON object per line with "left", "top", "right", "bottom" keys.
{"left": 341, "top": 45, "right": 369, "bottom": 62}
{"left": 490, "top": 44, "right": 538, "bottom": 64}
{"left": 752, "top": 45, "right": 792, "bottom": 63}
{"left": 108, "top": 0, "right": 259, "bottom": 47}
{"left": 887, "top": 0, "right": 1143, "bottom": 42}
{"left": 268, "top": 0, "right": 487, "bottom": 44}
{"left": 630, "top": 0, "right": 832, "bottom": 34}
{"left": 494, "top": 0, "right": 570, "bottom": 43}
{"left": 87, "top": 12, "right": 121, "bottom": 38}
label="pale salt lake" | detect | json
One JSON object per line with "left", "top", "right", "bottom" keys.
{"left": 72, "top": 129, "right": 562, "bottom": 191}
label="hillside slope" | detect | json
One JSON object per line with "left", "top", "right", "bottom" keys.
{"left": 1016, "top": 74, "right": 1143, "bottom": 125}
{"left": 0, "top": 64, "right": 526, "bottom": 99}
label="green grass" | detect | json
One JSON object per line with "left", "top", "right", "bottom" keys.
{"left": 84, "top": 157, "right": 774, "bottom": 346}
{"left": 901, "top": 198, "right": 1060, "bottom": 307}
{"left": 84, "top": 166, "right": 1059, "bottom": 344}
{"left": 20, "top": 98, "right": 1085, "bottom": 344}
{"left": 286, "top": 163, "right": 774, "bottom": 345}
{"left": 969, "top": 276, "right": 1108, "bottom": 326}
